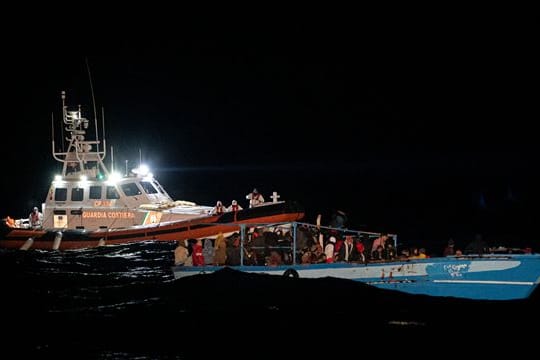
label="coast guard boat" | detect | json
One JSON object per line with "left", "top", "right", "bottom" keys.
{"left": 171, "top": 222, "right": 540, "bottom": 301}
{"left": 0, "top": 92, "right": 304, "bottom": 250}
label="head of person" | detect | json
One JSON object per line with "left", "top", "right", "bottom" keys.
{"left": 232, "top": 200, "right": 237, "bottom": 205}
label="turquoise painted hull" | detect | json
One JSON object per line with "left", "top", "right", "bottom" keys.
{"left": 172, "top": 254, "right": 540, "bottom": 300}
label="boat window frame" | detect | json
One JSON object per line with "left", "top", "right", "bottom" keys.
{"left": 54, "top": 188, "right": 68, "bottom": 202}
{"left": 89, "top": 185, "right": 102, "bottom": 200}
{"left": 71, "top": 187, "right": 84, "bottom": 202}
{"left": 140, "top": 180, "right": 159, "bottom": 194}
{"left": 120, "top": 182, "right": 143, "bottom": 197}
{"left": 106, "top": 185, "right": 120, "bottom": 199}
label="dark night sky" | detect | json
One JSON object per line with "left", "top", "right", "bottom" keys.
{"left": 2, "top": 16, "right": 539, "bottom": 252}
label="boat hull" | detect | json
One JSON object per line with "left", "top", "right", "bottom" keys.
{"left": 171, "top": 254, "right": 540, "bottom": 300}
{"left": 0, "top": 201, "right": 304, "bottom": 250}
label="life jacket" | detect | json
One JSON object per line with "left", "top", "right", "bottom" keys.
{"left": 6, "top": 216, "right": 15, "bottom": 227}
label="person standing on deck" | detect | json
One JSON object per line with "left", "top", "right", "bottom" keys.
{"left": 370, "top": 233, "right": 388, "bottom": 259}
{"left": 192, "top": 239, "right": 205, "bottom": 266}
{"left": 227, "top": 200, "right": 243, "bottom": 212}
{"left": 213, "top": 233, "right": 227, "bottom": 265}
{"left": 443, "top": 239, "right": 455, "bottom": 256}
{"left": 174, "top": 242, "right": 189, "bottom": 265}
{"left": 210, "top": 200, "right": 226, "bottom": 215}
{"left": 246, "top": 188, "right": 265, "bottom": 208}
{"left": 324, "top": 236, "right": 336, "bottom": 263}
{"left": 29, "top": 206, "right": 43, "bottom": 229}
{"left": 227, "top": 200, "right": 243, "bottom": 222}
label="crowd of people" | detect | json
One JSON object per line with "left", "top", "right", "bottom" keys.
{"left": 174, "top": 222, "right": 404, "bottom": 267}
{"left": 175, "top": 195, "right": 504, "bottom": 267}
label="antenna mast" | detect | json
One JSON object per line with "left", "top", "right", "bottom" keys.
{"left": 51, "top": 91, "right": 108, "bottom": 178}
{"left": 85, "top": 57, "right": 100, "bottom": 153}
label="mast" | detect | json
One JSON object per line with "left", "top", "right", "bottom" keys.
{"left": 51, "top": 91, "right": 109, "bottom": 179}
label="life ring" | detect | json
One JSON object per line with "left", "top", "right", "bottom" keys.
{"left": 283, "top": 268, "right": 299, "bottom": 278}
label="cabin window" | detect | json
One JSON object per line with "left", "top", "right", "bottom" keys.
{"left": 154, "top": 181, "right": 166, "bottom": 194}
{"left": 71, "top": 187, "right": 84, "bottom": 201}
{"left": 89, "top": 186, "right": 102, "bottom": 200}
{"left": 55, "top": 188, "right": 67, "bottom": 201}
{"left": 140, "top": 181, "right": 158, "bottom": 194}
{"left": 121, "top": 182, "right": 142, "bottom": 197}
{"left": 106, "top": 186, "right": 120, "bottom": 199}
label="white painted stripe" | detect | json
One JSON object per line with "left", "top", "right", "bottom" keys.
{"left": 467, "top": 261, "right": 520, "bottom": 272}
{"left": 433, "top": 280, "right": 534, "bottom": 286}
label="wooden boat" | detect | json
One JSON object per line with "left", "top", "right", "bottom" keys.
{"left": 171, "top": 221, "right": 540, "bottom": 301}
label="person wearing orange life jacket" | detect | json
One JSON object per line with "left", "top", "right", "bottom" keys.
{"left": 246, "top": 188, "right": 265, "bottom": 208}
{"left": 5, "top": 216, "right": 16, "bottom": 228}
{"left": 29, "top": 206, "right": 43, "bottom": 229}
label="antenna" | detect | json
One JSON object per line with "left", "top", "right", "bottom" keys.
{"left": 51, "top": 112, "right": 55, "bottom": 158}
{"left": 60, "top": 92, "right": 65, "bottom": 152}
{"left": 84, "top": 57, "right": 102, "bottom": 156}
{"left": 85, "top": 57, "right": 99, "bottom": 141}
{"left": 100, "top": 106, "right": 106, "bottom": 154}
{"left": 110, "top": 145, "right": 114, "bottom": 173}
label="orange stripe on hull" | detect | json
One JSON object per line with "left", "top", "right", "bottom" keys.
{"left": 0, "top": 212, "right": 305, "bottom": 250}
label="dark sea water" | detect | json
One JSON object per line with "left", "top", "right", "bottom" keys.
{"left": 1, "top": 242, "right": 539, "bottom": 359}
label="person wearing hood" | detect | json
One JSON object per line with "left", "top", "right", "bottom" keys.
{"left": 246, "top": 188, "right": 265, "bottom": 208}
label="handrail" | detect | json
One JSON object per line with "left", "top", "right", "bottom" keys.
{"left": 174, "top": 221, "right": 397, "bottom": 266}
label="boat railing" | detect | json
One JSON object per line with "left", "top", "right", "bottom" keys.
{"left": 180, "top": 220, "right": 397, "bottom": 266}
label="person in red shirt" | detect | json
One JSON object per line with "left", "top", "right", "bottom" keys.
{"left": 192, "top": 239, "right": 205, "bottom": 266}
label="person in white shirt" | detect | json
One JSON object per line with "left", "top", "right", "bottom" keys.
{"left": 324, "top": 236, "right": 336, "bottom": 263}
{"left": 227, "top": 200, "right": 243, "bottom": 212}
{"left": 29, "top": 206, "right": 43, "bottom": 229}
{"left": 210, "top": 200, "right": 225, "bottom": 215}
{"left": 246, "top": 188, "right": 265, "bottom": 208}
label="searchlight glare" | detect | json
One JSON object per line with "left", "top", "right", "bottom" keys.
{"left": 132, "top": 164, "right": 149, "bottom": 176}
{"left": 107, "top": 172, "right": 122, "bottom": 184}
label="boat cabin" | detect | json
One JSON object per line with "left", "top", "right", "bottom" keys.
{"left": 39, "top": 92, "right": 211, "bottom": 231}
